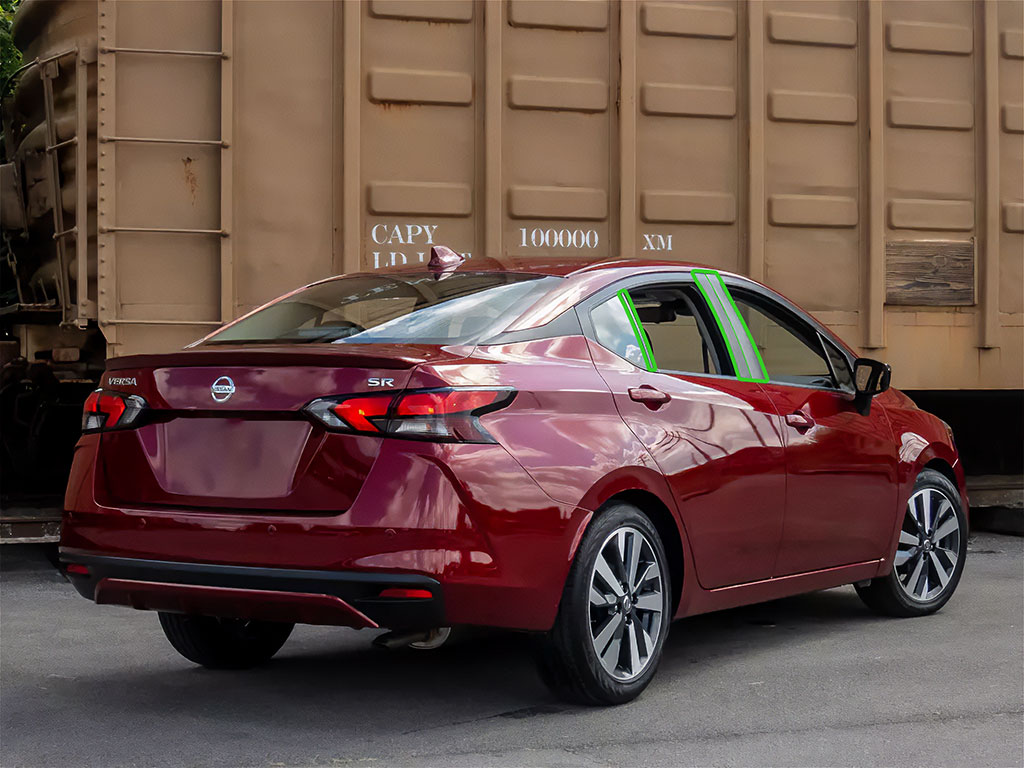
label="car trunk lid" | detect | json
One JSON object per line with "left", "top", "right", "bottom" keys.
{"left": 95, "top": 344, "right": 466, "bottom": 512}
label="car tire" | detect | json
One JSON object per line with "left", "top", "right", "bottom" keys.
{"left": 855, "top": 468, "right": 967, "bottom": 618}
{"left": 158, "top": 612, "right": 294, "bottom": 669}
{"left": 535, "top": 503, "right": 672, "bottom": 705}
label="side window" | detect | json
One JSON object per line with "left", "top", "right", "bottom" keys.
{"left": 589, "top": 285, "right": 719, "bottom": 374}
{"left": 822, "top": 337, "right": 854, "bottom": 392}
{"left": 730, "top": 292, "right": 835, "bottom": 388}
{"left": 590, "top": 294, "right": 647, "bottom": 368}
{"left": 629, "top": 287, "right": 719, "bottom": 374}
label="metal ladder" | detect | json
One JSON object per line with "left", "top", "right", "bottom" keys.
{"left": 95, "top": 0, "right": 234, "bottom": 343}
{"left": 5, "top": 47, "right": 89, "bottom": 326}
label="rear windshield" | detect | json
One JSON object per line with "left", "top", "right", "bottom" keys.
{"left": 201, "top": 272, "right": 561, "bottom": 345}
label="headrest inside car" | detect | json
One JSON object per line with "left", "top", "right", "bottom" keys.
{"left": 636, "top": 304, "right": 676, "bottom": 324}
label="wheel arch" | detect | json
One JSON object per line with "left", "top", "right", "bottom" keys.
{"left": 881, "top": 450, "right": 969, "bottom": 578}
{"left": 601, "top": 489, "right": 685, "bottom": 616}
{"left": 914, "top": 441, "right": 969, "bottom": 518}
{"left": 923, "top": 457, "right": 957, "bottom": 490}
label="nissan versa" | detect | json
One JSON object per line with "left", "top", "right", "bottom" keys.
{"left": 61, "top": 247, "right": 968, "bottom": 705}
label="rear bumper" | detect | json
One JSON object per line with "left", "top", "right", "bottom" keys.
{"left": 63, "top": 436, "right": 590, "bottom": 632}
{"left": 61, "top": 550, "right": 444, "bottom": 630}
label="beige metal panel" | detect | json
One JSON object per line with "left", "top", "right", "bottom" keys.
{"left": 883, "top": 2, "right": 977, "bottom": 237}
{"left": 633, "top": 0, "right": 741, "bottom": 269}
{"left": 110, "top": 2, "right": 220, "bottom": 141}
{"left": 877, "top": 0, "right": 1006, "bottom": 385}
{"left": 358, "top": 0, "right": 479, "bottom": 270}
{"left": 10, "top": 0, "right": 1023, "bottom": 389}
{"left": 502, "top": 0, "right": 615, "bottom": 261}
{"left": 865, "top": 0, "right": 885, "bottom": 349}
{"left": 341, "top": 0, "right": 361, "bottom": 274}
{"left": 885, "top": 315, "right": 1021, "bottom": 391}
{"left": 230, "top": 0, "right": 335, "bottom": 316}
{"left": 97, "top": 0, "right": 225, "bottom": 355}
{"left": 94, "top": 0, "right": 339, "bottom": 353}
{"left": 219, "top": 0, "right": 233, "bottom": 324}
{"left": 618, "top": 0, "right": 637, "bottom": 258}
{"left": 762, "top": 0, "right": 861, "bottom": 315}
{"left": 997, "top": 0, "right": 1024, "bottom": 321}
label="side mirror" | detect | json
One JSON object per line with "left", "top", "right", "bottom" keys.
{"left": 853, "top": 358, "right": 891, "bottom": 415}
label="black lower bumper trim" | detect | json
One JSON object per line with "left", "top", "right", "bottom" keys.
{"left": 60, "top": 549, "right": 445, "bottom": 630}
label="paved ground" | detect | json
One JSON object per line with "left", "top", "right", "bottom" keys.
{"left": 2, "top": 534, "right": 1021, "bottom": 768}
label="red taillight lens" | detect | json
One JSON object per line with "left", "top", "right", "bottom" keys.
{"left": 304, "top": 388, "right": 514, "bottom": 443}
{"left": 389, "top": 388, "right": 511, "bottom": 442}
{"left": 395, "top": 390, "right": 500, "bottom": 417}
{"left": 331, "top": 396, "right": 391, "bottom": 433}
{"left": 305, "top": 394, "right": 391, "bottom": 433}
{"left": 65, "top": 563, "right": 90, "bottom": 576}
{"left": 82, "top": 390, "right": 148, "bottom": 433}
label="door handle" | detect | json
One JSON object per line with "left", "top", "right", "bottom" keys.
{"left": 629, "top": 386, "right": 671, "bottom": 408}
{"left": 785, "top": 410, "right": 815, "bottom": 430}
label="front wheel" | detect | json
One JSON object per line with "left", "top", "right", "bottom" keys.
{"left": 158, "top": 613, "right": 294, "bottom": 669}
{"left": 856, "top": 468, "right": 967, "bottom": 617}
{"left": 535, "top": 503, "right": 671, "bottom": 705}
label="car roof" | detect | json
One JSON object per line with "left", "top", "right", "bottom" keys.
{"left": 470, "top": 254, "right": 858, "bottom": 358}
{"left": 497, "top": 255, "right": 706, "bottom": 277}
{"left": 374, "top": 253, "right": 710, "bottom": 278}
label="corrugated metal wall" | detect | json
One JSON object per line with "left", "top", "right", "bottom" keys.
{"left": 9, "top": 0, "right": 1024, "bottom": 389}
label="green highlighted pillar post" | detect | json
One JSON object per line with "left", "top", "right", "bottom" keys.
{"left": 616, "top": 273, "right": 767, "bottom": 383}
{"left": 691, "top": 270, "right": 768, "bottom": 383}
{"left": 617, "top": 289, "right": 657, "bottom": 372}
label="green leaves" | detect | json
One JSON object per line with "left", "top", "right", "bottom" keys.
{"left": 1, "top": 0, "right": 23, "bottom": 99}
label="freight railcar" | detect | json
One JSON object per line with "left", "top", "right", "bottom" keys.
{"left": 2, "top": 0, "right": 1021, "bottom": 538}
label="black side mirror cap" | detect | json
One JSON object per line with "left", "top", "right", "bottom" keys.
{"left": 853, "top": 358, "right": 891, "bottom": 415}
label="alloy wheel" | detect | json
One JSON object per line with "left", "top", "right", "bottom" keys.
{"left": 588, "top": 526, "right": 664, "bottom": 681}
{"left": 894, "top": 488, "right": 961, "bottom": 602}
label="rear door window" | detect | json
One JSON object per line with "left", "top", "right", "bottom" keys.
{"left": 588, "top": 284, "right": 722, "bottom": 375}
{"left": 629, "top": 286, "right": 720, "bottom": 375}
{"left": 590, "top": 294, "right": 648, "bottom": 368}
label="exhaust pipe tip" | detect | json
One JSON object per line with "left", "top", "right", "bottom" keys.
{"left": 372, "top": 626, "right": 452, "bottom": 651}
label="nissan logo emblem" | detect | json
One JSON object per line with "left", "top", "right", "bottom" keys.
{"left": 211, "top": 376, "right": 235, "bottom": 403}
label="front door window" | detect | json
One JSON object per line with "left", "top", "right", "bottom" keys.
{"left": 730, "top": 292, "right": 837, "bottom": 389}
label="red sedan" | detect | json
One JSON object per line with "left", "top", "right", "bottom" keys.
{"left": 62, "top": 248, "right": 968, "bottom": 705}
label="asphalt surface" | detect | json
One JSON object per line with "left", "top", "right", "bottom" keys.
{"left": 1, "top": 534, "right": 1021, "bottom": 768}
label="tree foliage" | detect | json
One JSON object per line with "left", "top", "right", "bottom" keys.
{"left": 1, "top": 0, "right": 22, "bottom": 99}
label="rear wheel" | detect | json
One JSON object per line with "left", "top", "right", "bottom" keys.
{"left": 158, "top": 612, "right": 294, "bottom": 669}
{"left": 536, "top": 503, "right": 671, "bottom": 705}
{"left": 855, "top": 468, "right": 967, "bottom": 617}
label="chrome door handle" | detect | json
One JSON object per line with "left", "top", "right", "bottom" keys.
{"left": 785, "top": 410, "right": 815, "bottom": 430}
{"left": 629, "top": 386, "right": 671, "bottom": 407}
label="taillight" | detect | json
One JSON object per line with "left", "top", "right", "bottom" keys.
{"left": 305, "top": 395, "right": 391, "bottom": 434}
{"left": 389, "top": 389, "right": 508, "bottom": 441}
{"left": 304, "top": 388, "right": 515, "bottom": 443}
{"left": 82, "top": 390, "right": 148, "bottom": 433}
